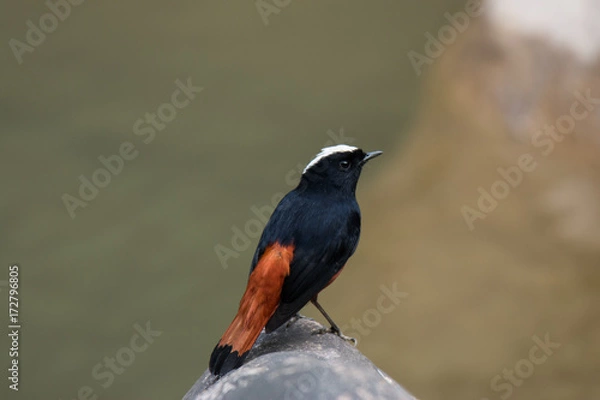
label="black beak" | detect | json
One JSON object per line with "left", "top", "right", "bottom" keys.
{"left": 361, "top": 150, "right": 383, "bottom": 164}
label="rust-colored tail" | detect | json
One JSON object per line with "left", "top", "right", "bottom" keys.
{"left": 209, "top": 243, "right": 294, "bottom": 377}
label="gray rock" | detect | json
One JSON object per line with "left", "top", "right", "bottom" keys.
{"left": 183, "top": 318, "right": 416, "bottom": 400}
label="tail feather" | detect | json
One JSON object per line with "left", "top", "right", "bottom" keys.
{"left": 208, "top": 243, "right": 294, "bottom": 377}
{"left": 209, "top": 344, "right": 246, "bottom": 377}
{"left": 208, "top": 312, "right": 264, "bottom": 376}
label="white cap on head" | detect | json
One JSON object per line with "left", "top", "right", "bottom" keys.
{"left": 303, "top": 144, "right": 359, "bottom": 174}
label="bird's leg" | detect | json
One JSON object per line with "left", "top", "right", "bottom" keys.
{"left": 310, "top": 298, "right": 357, "bottom": 346}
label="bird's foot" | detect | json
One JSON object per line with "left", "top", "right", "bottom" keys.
{"left": 312, "top": 326, "right": 357, "bottom": 346}
{"left": 336, "top": 331, "right": 358, "bottom": 346}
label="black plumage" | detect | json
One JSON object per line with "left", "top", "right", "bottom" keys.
{"left": 209, "top": 145, "right": 381, "bottom": 377}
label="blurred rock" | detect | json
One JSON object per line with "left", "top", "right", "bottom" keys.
{"left": 183, "top": 318, "right": 414, "bottom": 400}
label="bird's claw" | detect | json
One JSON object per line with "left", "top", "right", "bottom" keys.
{"left": 337, "top": 332, "right": 358, "bottom": 346}
{"left": 312, "top": 327, "right": 357, "bottom": 346}
{"left": 311, "top": 327, "right": 329, "bottom": 336}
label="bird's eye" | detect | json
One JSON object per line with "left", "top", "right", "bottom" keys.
{"left": 339, "top": 160, "right": 350, "bottom": 170}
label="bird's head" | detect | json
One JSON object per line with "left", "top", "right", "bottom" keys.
{"left": 300, "top": 144, "right": 383, "bottom": 194}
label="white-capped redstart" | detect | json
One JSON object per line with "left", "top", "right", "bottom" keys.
{"left": 209, "top": 144, "right": 382, "bottom": 377}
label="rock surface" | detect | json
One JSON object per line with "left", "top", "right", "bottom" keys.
{"left": 183, "top": 318, "right": 415, "bottom": 400}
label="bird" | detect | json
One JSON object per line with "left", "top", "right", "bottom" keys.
{"left": 208, "top": 144, "right": 382, "bottom": 377}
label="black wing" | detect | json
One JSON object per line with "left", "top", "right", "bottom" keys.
{"left": 249, "top": 192, "right": 361, "bottom": 333}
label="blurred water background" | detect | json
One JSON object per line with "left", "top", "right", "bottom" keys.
{"left": 1, "top": 1, "right": 599, "bottom": 399}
